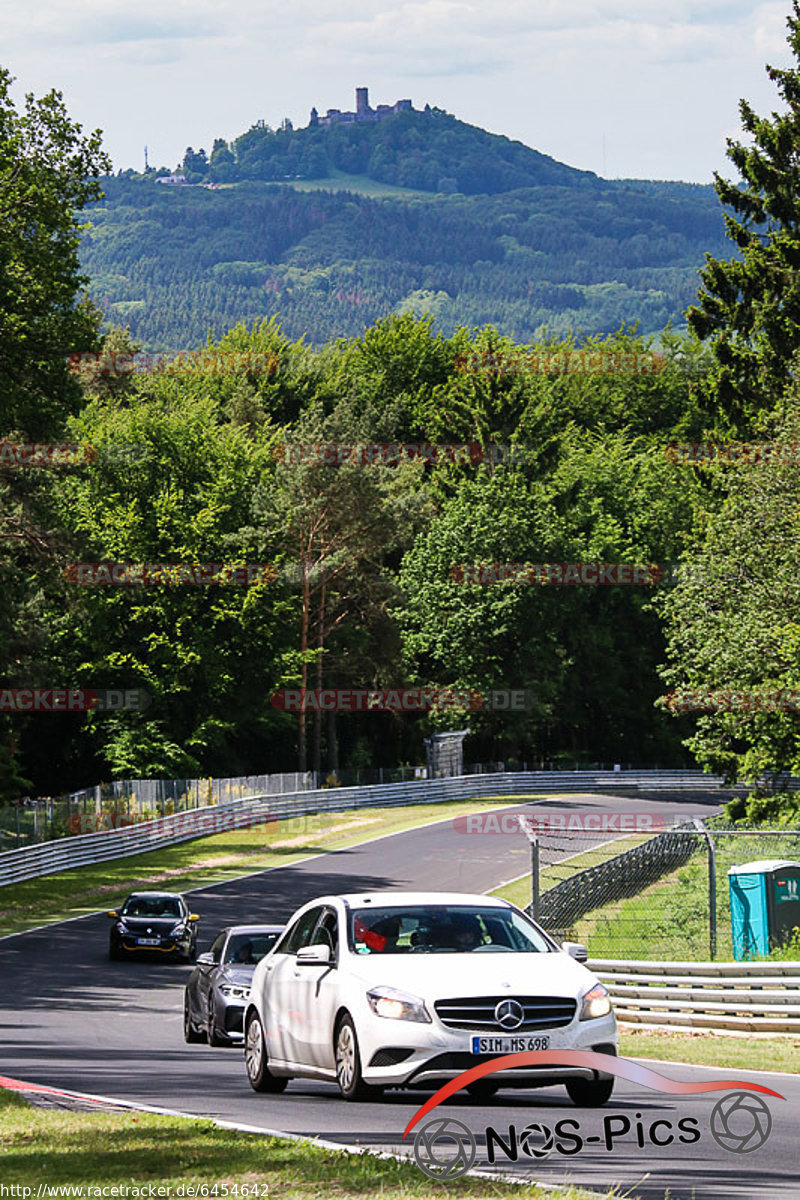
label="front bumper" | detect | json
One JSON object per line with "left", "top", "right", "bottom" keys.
{"left": 114, "top": 935, "right": 193, "bottom": 957}
{"left": 360, "top": 1011, "right": 618, "bottom": 1088}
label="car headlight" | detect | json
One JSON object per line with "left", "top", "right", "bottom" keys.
{"left": 579, "top": 983, "right": 612, "bottom": 1021}
{"left": 367, "top": 986, "right": 431, "bottom": 1023}
{"left": 115, "top": 922, "right": 127, "bottom": 933}
{"left": 170, "top": 922, "right": 187, "bottom": 935}
{"left": 220, "top": 984, "right": 250, "bottom": 1000}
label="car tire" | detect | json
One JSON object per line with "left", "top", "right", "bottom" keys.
{"left": 565, "top": 1076, "right": 614, "bottom": 1106}
{"left": 183, "top": 993, "right": 206, "bottom": 1044}
{"left": 207, "top": 999, "right": 228, "bottom": 1047}
{"left": 244, "top": 1013, "right": 288, "bottom": 1093}
{"left": 109, "top": 943, "right": 121, "bottom": 961}
{"left": 466, "top": 1080, "right": 499, "bottom": 1099}
{"left": 334, "top": 1013, "right": 381, "bottom": 1102}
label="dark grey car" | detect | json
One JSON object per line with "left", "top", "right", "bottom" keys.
{"left": 183, "top": 924, "right": 283, "bottom": 1046}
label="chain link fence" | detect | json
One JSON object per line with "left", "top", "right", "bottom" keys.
{"left": 527, "top": 820, "right": 800, "bottom": 961}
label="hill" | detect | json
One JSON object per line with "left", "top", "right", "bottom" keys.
{"left": 81, "top": 106, "right": 730, "bottom": 351}
{"left": 191, "top": 103, "right": 598, "bottom": 195}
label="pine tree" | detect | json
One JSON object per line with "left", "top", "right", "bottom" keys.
{"left": 687, "top": 0, "right": 800, "bottom": 429}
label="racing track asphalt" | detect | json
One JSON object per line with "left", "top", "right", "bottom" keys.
{"left": 1, "top": 789, "right": 795, "bottom": 1199}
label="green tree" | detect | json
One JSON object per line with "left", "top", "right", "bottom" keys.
{"left": 687, "top": 1, "right": 800, "bottom": 428}
{"left": 658, "top": 384, "right": 800, "bottom": 804}
{"left": 0, "top": 68, "right": 109, "bottom": 799}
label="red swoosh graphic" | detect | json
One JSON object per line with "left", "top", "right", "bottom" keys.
{"left": 402, "top": 1050, "right": 785, "bottom": 1139}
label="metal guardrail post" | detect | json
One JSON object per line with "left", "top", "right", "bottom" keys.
{"left": 693, "top": 818, "right": 717, "bottom": 960}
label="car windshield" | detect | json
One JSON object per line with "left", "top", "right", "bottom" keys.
{"left": 121, "top": 897, "right": 182, "bottom": 918}
{"left": 224, "top": 932, "right": 280, "bottom": 964}
{"left": 349, "top": 905, "right": 552, "bottom": 954}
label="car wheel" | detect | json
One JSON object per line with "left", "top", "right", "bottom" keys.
{"left": 183, "top": 993, "right": 206, "bottom": 1044}
{"left": 244, "top": 1013, "right": 287, "bottom": 1093}
{"left": 335, "top": 1013, "right": 381, "bottom": 1102}
{"left": 565, "top": 1076, "right": 614, "bottom": 1106}
{"left": 109, "top": 942, "right": 121, "bottom": 961}
{"left": 466, "top": 1080, "right": 499, "bottom": 1099}
{"left": 207, "top": 999, "right": 228, "bottom": 1047}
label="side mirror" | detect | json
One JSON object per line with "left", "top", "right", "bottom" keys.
{"left": 188, "top": 914, "right": 200, "bottom": 922}
{"left": 107, "top": 910, "right": 119, "bottom": 919}
{"left": 563, "top": 941, "right": 588, "bottom": 963}
{"left": 296, "top": 944, "right": 331, "bottom": 966}
{"left": 196, "top": 952, "right": 214, "bottom": 966}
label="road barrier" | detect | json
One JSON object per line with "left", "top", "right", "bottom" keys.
{"left": 590, "top": 958, "right": 800, "bottom": 1033}
{"left": 0, "top": 769, "right": 743, "bottom": 887}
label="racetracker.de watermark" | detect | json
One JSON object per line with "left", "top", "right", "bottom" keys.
{"left": 454, "top": 350, "right": 666, "bottom": 376}
{"left": 453, "top": 811, "right": 669, "bottom": 834}
{"left": 0, "top": 688, "right": 150, "bottom": 712}
{"left": 0, "top": 442, "right": 97, "bottom": 467}
{"left": 67, "top": 351, "right": 280, "bottom": 376}
{"left": 664, "top": 688, "right": 800, "bottom": 712}
{"left": 450, "top": 562, "right": 660, "bottom": 585}
{"left": 65, "top": 563, "right": 281, "bottom": 586}
{"left": 271, "top": 442, "right": 532, "bottom": 466}
{"left": 270, "top": 688, "right": 533, "bottom": 712}
{"left": 665, "top": 441, "right": 800, "bottom": 465}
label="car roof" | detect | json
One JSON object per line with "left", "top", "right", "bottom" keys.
{"left": 124, "top": 891, "right": 184, "bottom": 899}
{"left": 319, "top": 892, "right": 511, "bottom": 908}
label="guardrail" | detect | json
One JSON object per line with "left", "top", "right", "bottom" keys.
{"left": 590, "top": 959, "right": 800, "bottom": 1033}
{"left": 0, "top": 768, "right": 744, "bottom": 888}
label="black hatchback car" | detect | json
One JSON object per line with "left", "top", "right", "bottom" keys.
{"left": 108, "top": 891, "right": 199, "bottom": 961}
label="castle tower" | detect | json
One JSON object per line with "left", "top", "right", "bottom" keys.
{"left": 309, "top": 106, "right": 319, "bottom": 127}
{"left": 356, "top": 87, "right": 369, "bottom": 115}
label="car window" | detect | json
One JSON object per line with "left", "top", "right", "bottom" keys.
{"left": 121, "top": 896, "right": 182, "bottom": 919}
{"left": 274, "top": 907, "right": 323, "bottom": 955}
{"left": 210, "top": 932, "right": 227, "bottom": 963}
{"left": 349, "top": 905, "right": 553, "bottom": 954}
{"left": 309, "top": 908, "right": 339, "bottom": 957}
{"left": 224, "top": 931, "right": 280, "bottom": 964}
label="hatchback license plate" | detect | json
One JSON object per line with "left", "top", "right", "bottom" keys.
{"left": 472, "top": 1035, "right": 550, "bottom": 1054}
{"left": 136, "top": 938, "right": 160, "bottom": 946}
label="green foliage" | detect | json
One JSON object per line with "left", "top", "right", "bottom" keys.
{"left": 688, "top": 1, "right": 800, "bottom": 427}
{"left": 658, "top": 383, "right": 800, "bottom": 801}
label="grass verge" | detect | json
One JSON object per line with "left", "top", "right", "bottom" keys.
{"left": 619, "top": 1028, "right": 800, "bottom": 1074}
{"left": 0, "top": 795, "right": 540, "bottom": 938}
{"left": 0, "top": 1089, "right": 614, "bottom": 1199}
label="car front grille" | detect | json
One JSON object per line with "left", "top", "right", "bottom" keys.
{"left": 434, "top": 995, "right": 576, "bottom": 1031}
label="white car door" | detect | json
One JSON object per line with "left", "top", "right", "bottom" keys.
{"left": 288, "top": 906, "right": 342, "bottom": 1070}
{"left": 263, "top": 905, "right": 323, "bottom": 1065}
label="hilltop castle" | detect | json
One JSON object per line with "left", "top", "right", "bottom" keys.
{"left": 309, "top": 87, "right": 415, "bottom": 129}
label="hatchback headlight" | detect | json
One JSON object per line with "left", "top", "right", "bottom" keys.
{"left": 367, "top": 986, "right": 431, "bottom": 1023}
{"left": 579, "top": 983, "right": 612, "bottom": 1021}
{"left": 220, "top": 984, "right": 250, "bottom": 1000}
{"left": 171, "top": 922, "right": 187, "bottom": 935}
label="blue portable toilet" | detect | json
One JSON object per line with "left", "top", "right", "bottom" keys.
{"left": 728, "top": 859, "right": 800, "bottom": 960}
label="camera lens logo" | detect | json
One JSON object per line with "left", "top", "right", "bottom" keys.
{"left": 519, "top": 1121, "right": 555, "bottom": 1159}
{"left": 710, "top": 1092, "right": 773, "bottom": 1153}
{"left": 413, "top": 1117, "right": 477, "bottom": 1179}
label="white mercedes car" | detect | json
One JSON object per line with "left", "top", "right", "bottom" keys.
{"left": 243, "top": 892, "right": 617, "bottom": 1103}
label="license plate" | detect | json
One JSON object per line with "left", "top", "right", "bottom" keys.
{"left": 136, "top": 938, "right": 160, "bottom": 946}
{"left": 472, "top": 1035, "right": 550, "bottom": 1054}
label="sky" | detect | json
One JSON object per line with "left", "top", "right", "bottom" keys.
{"left": 1, "top": 0, "right": 795, "bottom": 183}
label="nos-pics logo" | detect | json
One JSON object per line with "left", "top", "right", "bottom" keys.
{"left": 404, "top": 1051, "right": 783, "bottom": 1180}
